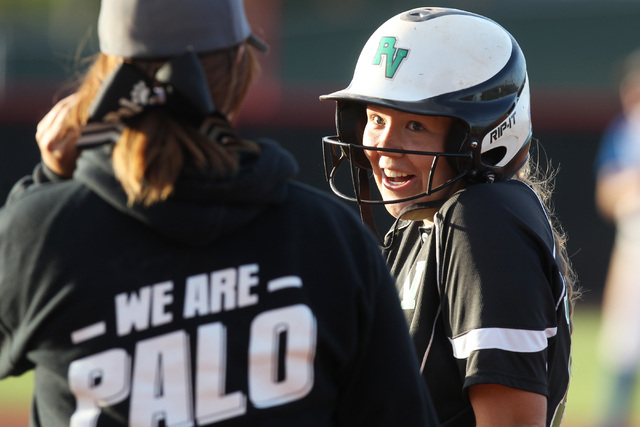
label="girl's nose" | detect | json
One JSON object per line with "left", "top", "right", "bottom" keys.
{"left": 375, "top": 126, "right": 404, "bottom": 157}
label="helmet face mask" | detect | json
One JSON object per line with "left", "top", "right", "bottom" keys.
{"left": 321, "top": 7, "right": 532, "bottom": 208}
{"left": 322, "top": 134, "right": 472, "bottom": 205}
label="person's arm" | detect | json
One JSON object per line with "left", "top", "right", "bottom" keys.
{"left": 469, "top": 383, "right": 546, "bottom": 427}
{"left": 440, "top": 183, "right": 570, "bottom": 427}
{"left": 595, "top": 168, "right": 640, "bottom": 221}
{"left": 4, "top": 94, "right": 80, "bottom": 204}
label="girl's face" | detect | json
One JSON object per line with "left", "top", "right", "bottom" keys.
{"left": 362, "top": 105, "right": 459, "bottom": 218}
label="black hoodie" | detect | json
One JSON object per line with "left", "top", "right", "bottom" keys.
{"left": 0, "top": 138, "right": 437, "bottom": 426}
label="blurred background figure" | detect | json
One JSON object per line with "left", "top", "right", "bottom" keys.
{"left": 595, "top": 48, "right": 640, "bottom": 427}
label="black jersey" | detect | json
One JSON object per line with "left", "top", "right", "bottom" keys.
{"left": 384, "top": 180, "right": 572, "bottom": 427}
{"left": 0, "top": 139, "right": 436, "bottom": 426}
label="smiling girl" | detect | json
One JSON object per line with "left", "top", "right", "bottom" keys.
{"left": 321, "top": 7, "right": 579, "bottom": 427}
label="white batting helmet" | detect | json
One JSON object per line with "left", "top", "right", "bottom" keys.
{"left": 321, "top": 7, "right": 532, "bottom": 206}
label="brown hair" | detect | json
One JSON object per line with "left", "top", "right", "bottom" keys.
{"left": 516, "top": 142, "right": 580, "bottom": 327}
{"left": 62, "top": 42, "right": 261, "bottom": 206}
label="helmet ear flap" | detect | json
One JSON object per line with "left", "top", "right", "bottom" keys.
{"left": 336, "top": 101, "right": 372, "bottom": 170}
{"left": 445, "top": 119, "right": 472, "bottom": 174}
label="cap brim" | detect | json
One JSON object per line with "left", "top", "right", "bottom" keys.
{"left": 248, "top": 34, "right": 269, "bottom": 53}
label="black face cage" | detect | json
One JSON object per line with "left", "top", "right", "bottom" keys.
{"left": 322, "top": 135, "right": 472, "bottom": 206}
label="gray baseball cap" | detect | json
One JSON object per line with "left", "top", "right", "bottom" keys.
{"left": 98, "top": 0, "right": 268, "bottom": 59}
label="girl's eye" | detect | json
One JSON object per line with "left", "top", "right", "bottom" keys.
{"left": 370, "top": 114, "right": 385, "bottom": 125}
{"left": 408, "top": 121, "right": 425, "bottom": 131}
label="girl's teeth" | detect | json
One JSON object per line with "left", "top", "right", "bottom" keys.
{"left": 386, "top": 170, "right": 408, "bottom": 178}
{"left": 385, "top": 170, "right": 411, "bottom": 184}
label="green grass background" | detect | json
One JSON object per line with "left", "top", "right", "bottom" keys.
{"left": 0, "top": 305, "right": 638, "bottom": 426}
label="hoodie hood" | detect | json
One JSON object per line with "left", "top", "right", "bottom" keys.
{"left": 74, "top": 138, "right": 298, "bottom": 247}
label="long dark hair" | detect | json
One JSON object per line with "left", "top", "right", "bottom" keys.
{"left": 516, "top": 140, "right": 580, "bottom": 327}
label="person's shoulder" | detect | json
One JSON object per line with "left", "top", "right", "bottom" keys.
{"left": 286, "top": 181, "right": 383, "bottom": 244}
{"left": 5, "top": 162, "right": 68, "bottom": 204}
{"left": 441, "top": 180, "right": 542, "bottom": 222}
{"left": 436, "top": 180, "right": 557, "bottom": 253}
{"left": 287, "top": 181, "right": 361, "bottom": 218}
{"left": 448, "top": 180, "right": 535, "bottom": 205}
{"left": 0, "top": 179, "right": 83, "bottom": 230}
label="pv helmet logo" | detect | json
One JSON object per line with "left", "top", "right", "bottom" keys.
{"left": 372, "top": 37, "right": 409, "bottom": 78}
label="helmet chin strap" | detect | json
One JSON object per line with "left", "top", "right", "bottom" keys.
{"left": 358, "top": 168, "right": 382, "bottom": 244}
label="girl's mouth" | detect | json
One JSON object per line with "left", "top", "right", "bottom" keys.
{"left": 383, "top": 169, "right": 414, "bottom": 188}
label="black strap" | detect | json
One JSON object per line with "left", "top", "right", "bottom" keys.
{"left": 358, "top": 168, "right": 382, "bottom": 245}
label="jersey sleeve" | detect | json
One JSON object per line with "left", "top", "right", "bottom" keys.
{"left": 437, "top": 181, "right": 568, "bottom": 397}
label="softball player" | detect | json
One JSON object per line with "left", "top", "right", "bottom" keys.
{"left": 321, "top": 7, "right": 578, "bottom": 426}
{"left": 595, "top": 48, "right": 640, "bottom": 427}
{"left": 0, "top": 1, "right": 437, "bottom": 425}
